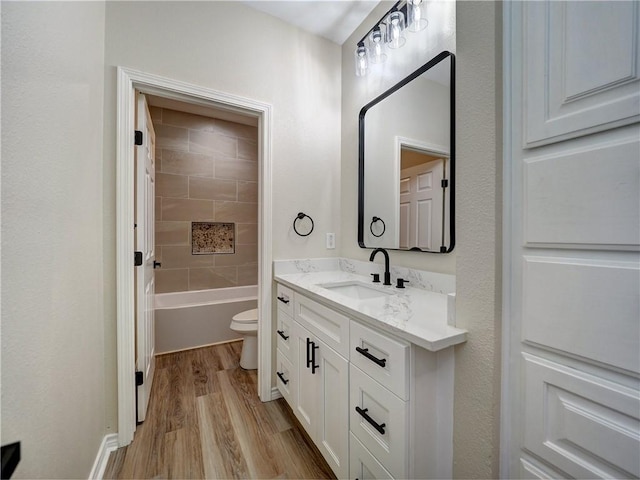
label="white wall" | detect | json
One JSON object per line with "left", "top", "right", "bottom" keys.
{"left": 1, "top": 2, "right": 107, "bottom": 477}
{"left": 341, "top": 1, "right": 502, "bottom": 477}
{"left": 102, "top": 1, "right": 343, "bottom": 430}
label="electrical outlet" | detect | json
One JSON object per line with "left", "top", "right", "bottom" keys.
{"left": 326, "top": 233, "right": 336, "bottom": 249}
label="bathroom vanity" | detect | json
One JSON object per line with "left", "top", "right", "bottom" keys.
{"left": 273, "top": 259, "right": 466, "bottom": 479}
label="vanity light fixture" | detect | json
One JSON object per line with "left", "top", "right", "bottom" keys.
{"left": 355, "top": 43, "right": 369, "bottom": 76}
{"left": 354, "top": 0, "right": 428, "bottom": 76}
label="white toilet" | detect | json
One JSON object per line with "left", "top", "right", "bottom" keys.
{"left": 230, "top": 308, "right": 258, "bottom": 370}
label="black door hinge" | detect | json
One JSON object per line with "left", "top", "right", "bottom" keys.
{"left": 441, "top": 179, "right": 449, "bottom": 188}
{"left": 135, "top": 371, "right": 144, "bottom": 386}
{"left": 134, "top": 251, "right": 143, "bottom": 266}
{"left": 134, "top": 130, "right": 143, "bottom": 146}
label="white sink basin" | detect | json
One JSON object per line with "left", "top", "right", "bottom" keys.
{"left": 320, "top": 281, "right": 391, "bottom": 301}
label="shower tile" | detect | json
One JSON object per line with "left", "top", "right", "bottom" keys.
{"left": 189, "top": 267, "right": 237, "bottom": 290}
{"left": 189, "top": 177, "right": 236, "bottom": 201}
{"left": 215, "top": 156, "right": 258, "bottom": 182}
{"left": 157, "top": 173, "right": 188, "bottom": 198}
{"left": 237, "top": 181, "right": 258, "bottom": 203}
{"left": 161, "top": 150, "right": 213, "bottom": 178}
{"left": 162, "top": 198, "right": 214, "bottom": 222}
{"left": 156, "top": 269, "right": 189, "bottom": 293}
{"left": 215, "top": 201, "right": 257, "bottom": 224}
{"left": 214, "top": 244, "right": 257, "bottom": 267}
{"left": 155, "top": 124, "right": 188, "bottom": 151}
{"left": 156, "top": 221, "right": 190, "bottom": 246}
{"left": 237, "top": 264, "right": 259, "bottom": 286}
{"left": 214, "top": 119, "right": 257, "bottom": 140}
{"left": 149, "top": 106, "right": 162, "bottom": 124}
{"left": 162, "top": 109, "right": 215, "bottom": 132}
{"left": 155, "top": 246, "right": 162, "bottom": 263}
{"left": 238, "top": 138, "right": 258, "bottom": 161}
{"left": 236, "top": 224, "right": 258, "bottom": 245}
{"left": 156, "top": 196, "right": 162, "bottom": 221}
{"left": 162, "top": 245, "right": 214, "bottom": 268}
{"left": 189, "top": 130, "right": 237, "bottom": 157}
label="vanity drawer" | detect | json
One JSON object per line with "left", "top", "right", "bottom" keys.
{"left": 350, "top": 320, "right": 410, "bottom": 400}
{"left": 276, "top": 309, "right": 293, "bottom": 360}
{"left": 350, "top": 365, "right": 408, "bottom": 479}
{"left": 276, "top": 283, "right": 294, "bottom": 317}
{"left": 294, "top": 293, "right": 350, "bottom": 358}
{"left": 350, "top": 433, "right": 394, "bottom": 480}
{"left": 275, "top": 349, "right": 294, "bottom": 407}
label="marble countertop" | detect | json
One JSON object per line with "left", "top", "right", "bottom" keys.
{"left": 274, "top": 270, "right": 467, "bottom": 352}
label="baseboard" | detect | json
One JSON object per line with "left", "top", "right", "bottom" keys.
{"left": 88, "top": 433, "right": 118, "bottom": 479}
{"left": 270, "top": 386, "right": 283, "bottom": 400}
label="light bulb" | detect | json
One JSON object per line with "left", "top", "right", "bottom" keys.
{"left": 369, "top": 27, "right": 387, "bottom": 64}
{"left": 407, "top": 0, "right": 428, "bottom": 32}
{"left": 354, "top": 44, "right": 369, "bottom": 76}
{"left": 387, "top": 11, "right": 406, "bottom": 49}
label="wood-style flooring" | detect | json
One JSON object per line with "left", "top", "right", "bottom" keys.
{"left": 104, "top": 341, "right": 335, "bottom": 479}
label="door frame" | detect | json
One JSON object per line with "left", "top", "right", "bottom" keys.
{"left": 116, "top": 66, "right": 273, "bottom": 446}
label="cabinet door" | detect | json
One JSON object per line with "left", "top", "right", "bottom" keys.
{"left": 292, "top": 321, "right": 318, "bottom": 437}
{"left": 316, "top": 337, "right": 349, "bottom": 479}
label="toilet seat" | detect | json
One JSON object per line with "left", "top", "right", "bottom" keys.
{"left": 232, "top": 308, "right": 258, "bottom": 324}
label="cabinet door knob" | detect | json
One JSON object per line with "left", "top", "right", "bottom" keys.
{"left": 277, "top": 295, "right": 290, "bottom": 304}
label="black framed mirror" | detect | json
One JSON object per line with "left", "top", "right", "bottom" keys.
{"left": 358, "top": 51, "right": 455, "bottom": 253}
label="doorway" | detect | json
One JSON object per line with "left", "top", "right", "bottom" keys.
{"left": 116, "top": 67, "right": 274, "bottom": 447}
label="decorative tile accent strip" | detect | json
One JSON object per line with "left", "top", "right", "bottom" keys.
{"left": 192, "top": 222, "right": 235, "bottom": 254}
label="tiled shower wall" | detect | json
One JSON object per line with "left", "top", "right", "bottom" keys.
{"left": 151, "top": 107, "right": 258, "bottom": 293}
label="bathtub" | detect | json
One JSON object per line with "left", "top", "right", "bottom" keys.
{"left": 155, "top": 285, "right": 258, "bottom": 354}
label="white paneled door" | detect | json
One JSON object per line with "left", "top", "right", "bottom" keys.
{"left": 135, "top": 92, "right": 156, "bottom": 423}
{"left": 504, "top": 2, "right": 640, "bottom": 478}
{"left": 399, "top": 159, "right": 444, "bottom": 251}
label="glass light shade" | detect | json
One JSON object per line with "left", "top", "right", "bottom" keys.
{"left": 407, "top": 0, "right": 428, "bottom": 32}
{"left": 369, "top": 27, "right": 387, "bottom": 64}
{"left": 386, "top": 11, "right": 406, "bottom": 49}
{"left": 354, "top": 44, "right": 369, "bottom": 76}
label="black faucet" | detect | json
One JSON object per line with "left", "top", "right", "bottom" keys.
{"left": 369, "top": 248, "right": 391, "bottom": 286}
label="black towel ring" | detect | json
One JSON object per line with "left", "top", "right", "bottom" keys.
{"left": 370, "top": 216, "right": 386, "bottom": 237}
{"left": 293, "top": 212, "right": 314, "bottom": 237}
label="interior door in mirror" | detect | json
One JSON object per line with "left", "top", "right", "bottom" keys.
{"left": 358, "top": 51, "right": 455, "bottom": 253}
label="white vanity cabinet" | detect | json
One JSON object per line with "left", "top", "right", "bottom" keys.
{"left": 290, "top": 292, "right": 350, "bottom": 479}
{"left": 275, "top": 280, "right": 456, "bottom": 480}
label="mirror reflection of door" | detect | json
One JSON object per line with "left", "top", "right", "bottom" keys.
{"left": 399, "top": 148, "right": 446, "bottom": 251}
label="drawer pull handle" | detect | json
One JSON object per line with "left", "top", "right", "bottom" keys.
{"left": 277, "top": 330, "right": 289, "bottom": 340}
{"left": 306, "top": 338, "right": 319, "bottom": 373}
{"left": 355, "top": 406, "right": 386, "bottom": 435}
{"left": 355, "top": 346, "right": 387, "bottom": 367}
{"left": 277, "top": 295, "right": 290, "bottom": 304}
{"left": 311, "top": 341, "right": 319, "bottom": 374}
{"left": 276, "top": 371, "right": 289, "bottom": 385}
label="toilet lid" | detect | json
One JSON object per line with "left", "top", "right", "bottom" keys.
{"left": 232, "top": 308, "right": 258, "bottom": 324}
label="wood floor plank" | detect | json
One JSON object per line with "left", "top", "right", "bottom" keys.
{"left": 162, "top": 428, "right": 205, "bottom": 479}
{"left": 198, "top": 392, "right": 250, "bottom": 479}
{"left": 107, "top": 343, "right": 334, "bottom": 480}
{"left": 218, "top": 369, "right": 282, "bottom": 478}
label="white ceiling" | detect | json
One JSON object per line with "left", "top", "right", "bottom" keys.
{"left": 242, "top": 1, "right": 382, "bottom": 45}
